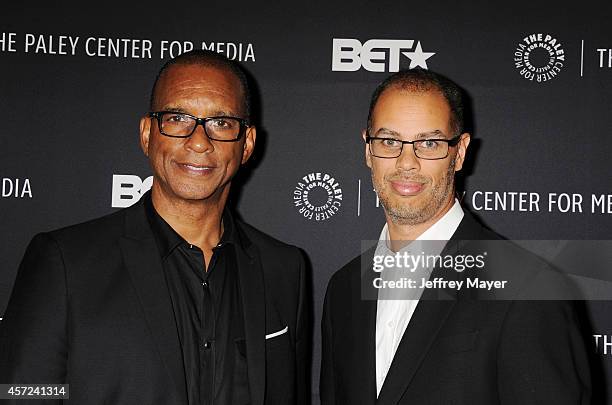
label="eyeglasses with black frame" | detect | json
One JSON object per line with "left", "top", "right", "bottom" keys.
{"left": 365, "top": 135, "right": 461, "bottom": 160}
{"left": 148, "top": 111, "right": 249, "bottom": 142}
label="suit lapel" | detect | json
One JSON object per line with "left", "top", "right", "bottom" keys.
{"left": 357, "top": 248, "right": 379, "bottom": 403}
{"left": 119, "top": 201, "right": 187, "bottom": 402}
{"left": 375, "top": 212, "right": 488, "bottom": 404}
{"left": 234, "top": 224, "right": 266, "bottom": 405}
{"left": 375, "top": 298, "right": 456, "bottom": 405}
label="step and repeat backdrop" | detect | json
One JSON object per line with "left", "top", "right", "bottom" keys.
{"left": 2, "top": 2, "right": 612, "bottom": 402}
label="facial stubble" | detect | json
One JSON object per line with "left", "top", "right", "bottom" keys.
{"left": 373, "top": 157, "right": 457, "bottom": 226}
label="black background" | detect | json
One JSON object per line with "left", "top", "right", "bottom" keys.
{"left": 2, "top": 2, "right": 612, "bottom": 402}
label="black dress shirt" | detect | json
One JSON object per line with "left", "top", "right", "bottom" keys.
{"left": 145, "top": 195, "right": 250, "bottom": 405}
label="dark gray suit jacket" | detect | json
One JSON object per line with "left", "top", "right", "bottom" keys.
{"left": 1, "top": 198, "right": 311, "bottom": 405}
{"left": 320, "top": 212, "right": 591, "bottom": 404}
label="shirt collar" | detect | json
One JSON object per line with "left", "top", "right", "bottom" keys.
{"left": 143, "top": 191, "right": 237, "bottom": 259}
{"left": 374, "top": 199, "right": 464, "bottom": 302}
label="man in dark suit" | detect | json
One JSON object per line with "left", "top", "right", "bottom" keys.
{"left": 1, "top": 50, "right": 310, "bottom": 405}
{"left": 320, "top": 69, "right": 591, "bottom": 404}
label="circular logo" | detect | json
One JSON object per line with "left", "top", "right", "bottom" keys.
{"left": 293, "top": 172, "right": 343, "bottom": 221}
{"left": 514, "top": 33, "right": 565, "bottom": 82}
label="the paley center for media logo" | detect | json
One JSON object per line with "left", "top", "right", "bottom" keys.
{"left": 293, "top": 172, "right": 343, "bottom": 221}
{"left": 514, "top": 33, "right": 565, "bottom": 82}
{"left": 332, "top": 38, "right": 435, "bottom": 72}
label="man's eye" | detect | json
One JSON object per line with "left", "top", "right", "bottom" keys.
{"left": 210, "top": 118, "right": 234, "bottom": 129}
{"left": 420, "top": 140, "right": 439, "bottom": 149}
{"left": 382, "top": 139, "right": 400, "bottom": 147}
{"left": 164, "top": 114, "right": 189, "bottom": 123}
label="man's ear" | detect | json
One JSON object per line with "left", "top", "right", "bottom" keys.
{"left": 139, "top": 116, "right": 151, "bottom": 157}
{"left": 241, "top": 126, "right": 256, "bottom": 164}
{"left": 362, "top": 129, "right": 372, "bottom": 168}
{"left": 453, "top": 133, "right": 471, "bottom": 172}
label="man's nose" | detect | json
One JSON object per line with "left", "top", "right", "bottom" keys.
{"left": 395, "top": 143, "right": 420, "bottom": 171}
{"left": 185, "top": 123, "right": 214, "bottom": 153}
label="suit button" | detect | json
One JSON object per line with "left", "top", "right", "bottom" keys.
{"left": 203, "top": 341, "right": 211, "bottom": 349}
{"left": 202, "top": 281, "right": 208, "bottom": 287}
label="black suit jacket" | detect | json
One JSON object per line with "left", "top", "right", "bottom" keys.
{"left": 320, "top": 212, "right": 591, "bottom": 405}
{"left": 1, "top": 198, "right": 310, "bottom": 405}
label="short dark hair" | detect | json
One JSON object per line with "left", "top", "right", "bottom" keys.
{"left": 367, "top": 68, "right": 464, "bottom": 136}
{"left": 149, "top": 49, "right": 251, "bottom": 121}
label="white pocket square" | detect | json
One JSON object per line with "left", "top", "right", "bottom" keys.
{"left": 265, "top": 326, "right": 288, "bottom": 340}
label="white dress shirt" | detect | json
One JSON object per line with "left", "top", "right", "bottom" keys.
{"left": 375, "top": 199, "right": 464, "bottom": 396}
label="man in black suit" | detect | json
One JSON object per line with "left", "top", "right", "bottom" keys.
{"left": 320, "top": 69, "right": 591, "bottom": 404}
{"left": 1, "top": 50, "right": 310, "bottom": 405}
